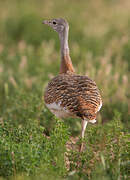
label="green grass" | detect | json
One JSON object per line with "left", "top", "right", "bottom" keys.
{"left": 0, "top": 0, "right": 129, "bottom": 179}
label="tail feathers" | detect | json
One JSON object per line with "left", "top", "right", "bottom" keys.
{"left": 89, "top": 119, "right": 96, "bottom": 123}
{"left": 84, "top": 112, "right": 96, "bottom": 120}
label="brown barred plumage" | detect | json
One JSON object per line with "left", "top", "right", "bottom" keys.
{"left": 43, "top": 18, "right": 102, "bottom": 152}
{"left": 44, "top": 73, "right": 102, "bottom": 120}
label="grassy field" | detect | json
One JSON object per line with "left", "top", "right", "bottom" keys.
{"left": 0, "top": 0, "right": 129, "bottom": 179}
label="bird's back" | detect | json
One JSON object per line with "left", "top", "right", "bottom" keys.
{"left": 44, "top": 72, "right": 102, "bottom": 121}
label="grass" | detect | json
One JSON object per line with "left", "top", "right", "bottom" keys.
{"left": 0, "top": 0, "right": 129, "bottom": 179}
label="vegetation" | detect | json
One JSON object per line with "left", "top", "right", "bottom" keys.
{"left": 0, "top": 0, "right": 129, "bottom": 179}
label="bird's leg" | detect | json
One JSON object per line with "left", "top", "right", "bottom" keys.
{"left": 79, "top": 120, "right": 88, "bottom": 152}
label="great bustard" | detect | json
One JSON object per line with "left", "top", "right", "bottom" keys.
{"left": 43, "top": 18, "right": 102, "bottom": 152}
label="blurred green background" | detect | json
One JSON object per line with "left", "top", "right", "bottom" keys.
{"left": 0, "top": 0, "right": 129, "bottom": 179}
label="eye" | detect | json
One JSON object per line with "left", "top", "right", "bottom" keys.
{"left": 53, "top": 21, "right": 56, "bottom": 25}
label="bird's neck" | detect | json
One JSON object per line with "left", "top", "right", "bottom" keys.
{"left": 59, "top": 27, "right": 75, "bottom": 74}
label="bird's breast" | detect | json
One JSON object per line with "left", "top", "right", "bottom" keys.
{"left": 45, "top": 101, "right": 76, "bottom": 118}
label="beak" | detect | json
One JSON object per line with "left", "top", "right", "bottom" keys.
{"left": 42, "top": 20, "right": 50, "bottom": 25}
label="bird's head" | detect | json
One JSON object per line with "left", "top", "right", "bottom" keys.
{"left": 43, "top": 18, "right": 69, "bottom": 34}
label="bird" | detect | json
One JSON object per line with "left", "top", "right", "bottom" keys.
{"left": 43, "top": 18, "right": 102, "bottom": 152}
